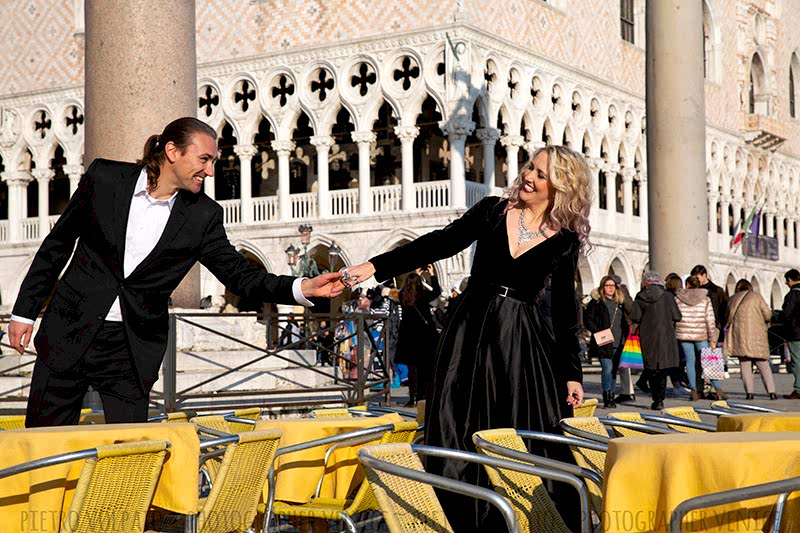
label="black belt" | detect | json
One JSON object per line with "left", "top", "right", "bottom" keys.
{"left": 489, "top": 284, "right": 536, "bottom": 304}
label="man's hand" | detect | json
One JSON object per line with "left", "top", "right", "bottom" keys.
{"left": 8, "top": 320, "right": 33, "bottom": 355}
{"left": 341, "top": 262, "right": 376, "bottom": 289}
{"left": 566, "top": 381, "right": 584, "bottom": 408}
{"left": 301, "top": 272, "right": 345, "bottom": 299}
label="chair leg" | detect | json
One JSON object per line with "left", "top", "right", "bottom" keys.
{"left": 340, "top": 512, "right": 357, "bottom": 533}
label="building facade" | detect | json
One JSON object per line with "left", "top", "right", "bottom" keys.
{"left": 1, "top": 0, "right": 799, "bottom": 313}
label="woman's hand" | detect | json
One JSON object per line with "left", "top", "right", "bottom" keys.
{"left": 566, "top": 381, "right": 584, "bottom": 408}
{"left": 341, "top": 261, "right": 376, "bottom": 289}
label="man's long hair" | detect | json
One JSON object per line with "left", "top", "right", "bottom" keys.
{"left": 137, "top": 117, "right": 217, "bottom": 190}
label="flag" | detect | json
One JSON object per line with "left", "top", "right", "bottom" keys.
{"left": 730, "top": 205, "right": 758, "bottom": 249}
{"left": 750, "top": 208, "right": 762, "bottom": 250}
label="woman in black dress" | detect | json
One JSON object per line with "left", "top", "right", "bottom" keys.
{"left": 344, "top": 145, "right": 591, "bottom": 529}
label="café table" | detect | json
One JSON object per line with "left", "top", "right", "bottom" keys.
{"left": 254, "top": 412, "right": 404, "bottom": 504}
{"left": 0, "top": 422, "right": 200, "bottom": 533}
{"left": 603, "top": 431, "right": 800, "bottom": 533}
{"left": 716, "top": 411, "right": 800, "bottom": 432}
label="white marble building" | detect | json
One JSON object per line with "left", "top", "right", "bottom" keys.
{"left": 1, "top": 0, "right": 800, "bottom": 314}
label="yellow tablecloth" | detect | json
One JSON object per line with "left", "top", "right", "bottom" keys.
{"left": 717, "top": 412, "right": 800, "bottom": 432}
{"left": 255, "top": 413, "right": 403, "bottom": 504}
{"left": 0, "top": 422, "right": 200, "bottom": 533}
{"left": 603, "top": 432, "right": 800, "bottom": 533}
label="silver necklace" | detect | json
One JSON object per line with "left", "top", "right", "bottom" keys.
{"left": 517, "top": 211, "right": 548, "bottom": 245}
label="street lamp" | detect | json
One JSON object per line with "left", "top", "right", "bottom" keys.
{"left": 285, "top": 225, "right": 342, "bottom": 278}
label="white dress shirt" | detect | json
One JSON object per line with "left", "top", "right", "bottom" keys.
{"left": 12, "top": 168, "right": 311, "bottom": 325}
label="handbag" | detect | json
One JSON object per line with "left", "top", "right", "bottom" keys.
{"left": 700, "top": 347, "right": 726, "bottom": 380}
{"left": 618, "top": 328, "right": 644, "bottom": 369}
{"left": 592, "top": 305, "right": 618, "bottom": 347}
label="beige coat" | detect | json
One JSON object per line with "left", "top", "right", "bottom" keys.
{"left": 724, "top": 289, "right": 772, "bottom": 360}
{"left": 675, "top": 288, "right": 717, "bottom": 342}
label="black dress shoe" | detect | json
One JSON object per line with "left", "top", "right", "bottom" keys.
{"left": 650, "top": 401, "right": 664, "bottom": 410}
{"left": 745, "top": 393, "right": 754, "bottom": 400}
{"left": 613, "top": 394, "right": 635, "bottom": 403}
{"left": 770, "top": 393, "right": 778, "bottom": 400}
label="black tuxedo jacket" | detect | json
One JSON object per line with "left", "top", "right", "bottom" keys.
{"left": 13, "top": 159, "right": 297, "bottom": 389}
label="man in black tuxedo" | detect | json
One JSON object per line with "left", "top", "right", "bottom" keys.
{"left": 8, "top": 117, "right": 343, "bottom": 426}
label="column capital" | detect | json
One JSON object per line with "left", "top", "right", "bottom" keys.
{"left": 270, "top": 140, "right": 295, "bottom": 156}
{"left": 475, "top": 127, "right": 501, "bottom": 144}
{"left": 233, "top": 144, "right": 258, "bottom": 159}
{"left": 64, "top": 164, "right": 83, "bottom": 177}
{"left": 309, "top": 135, "right": 335, "bottom": 148}
{"left": 603, "top": 164, "right": 621, "bottom": 176}
{"left": 499, "top": 134, "right": 525, "bottom": 148}
{"left": 620, "top": 167, "right": 637, "bottom": 182}
{"left": 351, "top": 131, "right": 377, "bottom": 144}
{"left": 32, "top": 169, "right": 54, "bottom": 182}
{"left": 393, "top": 125, "right": 420, "bottom": 142}
{"left": 707, "top": 190, "right": 720, "bottom": 201}
{"left": 439, "top": 118, "right": 475, "bottom": 140}
{"left": 587, "top": 157, "right": 605, "bottom": 171}
{"left": 1, "top": 170, "right": 33, "bottom": 186}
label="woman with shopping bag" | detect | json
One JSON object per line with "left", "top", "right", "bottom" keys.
{"left": 724, "top": 278, "right": 777, "bottom": 400}
{"left": 585, "top": 276, "right": 629, "bottom": 408}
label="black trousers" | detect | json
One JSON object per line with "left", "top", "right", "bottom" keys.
{"left": 26, "top": 322, "right": 150, "bottom": 427}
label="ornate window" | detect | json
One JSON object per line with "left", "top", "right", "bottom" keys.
{"left": 620, "top": 0, "right": 635, "bottom": 44}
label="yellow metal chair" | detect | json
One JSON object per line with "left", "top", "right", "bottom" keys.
{"left": 572, "top": 398, "right": 598, "bottom": 418}
{"left": 0, "top": 414, "right": 25, "bottom": 430}
{"left": 710, "top": 400, "right": 730, "bottom": 410}
{"left": 228, "top": 407, "right": 261, "bottom": 433}
{"left": 311, "top": 408, "right": 354, "bottom": 419}
{"left": 604, "top": 412, "right": 679, "bottom": 437}
{"left": 263, "top": 421, "right": 419, "bottom": 533}
{"left": 661, "top": 406, "right": 708, "bottom": 434}
{"left": 472, "top": 429, "right": 574, "bottom": 533}
{"left": 0, "top": 440, "right": 169, "bottom": 533}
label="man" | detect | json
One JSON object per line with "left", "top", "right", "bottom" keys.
{"left": 8, "top": 117, "right": 343, "bottom": 427}
{"left": 690, "top": 265, "right": 728, "bottom": 339}
{"left": 781, "top": 269, "right": 800, "bottom": 399}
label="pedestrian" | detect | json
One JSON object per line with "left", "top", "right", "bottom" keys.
{"left": 610, "top": 275, "right": 637, "bottom": 403}
{"left": 314, "top": 320, "right": 336, "bottom": 366}
{"left": 631, "top": 271, "right": 682, "bottom": 410}
{"left": 665, "top": 272, "right": 691, "bottom": 392}
{"left": 725, "top": 279, "right": 777, "bottom": 400}
{"left": 342, "top": 145, "right": 589, "bottom": 530}
{"left": 396, "top": 267, "right": 441, "bottom": 407}
{"left": 675, "top": 275, "right": 723, "bottom": 401}
{"left": 781, "top": 269, "right": 800, "bottom": 399}
{"left": 584, "top": 276, "right": 629, "bottom": 408}
{"left": 7, "top": 117, "right": 342, "bottom": 427}
{"left": 278, "top": 313, "right": 301, "bottom": 347}
{"left": 690, "top": 265, "right": 729, "bottom": 341}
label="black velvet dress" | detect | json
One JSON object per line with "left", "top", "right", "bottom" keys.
{"left": 370, "top": 196, "right": 583, "bottom": 531}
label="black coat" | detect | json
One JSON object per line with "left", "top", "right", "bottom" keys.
{"left": 781, "top": 286, "right": 800, "bottom": 341}
{"left": 631, "top": 284, "right": 681, "bottom": 370}
{"left": 395, "top": 276, "right": 441, "bottom": 366}
{"left": 702, "top": 281, "right": 729, "bottom": 334}
{"left": 12, "top": 159, "right": 297, "bottom": 389}
{"left": 584, "top": 295, "right": 629, "bottom": 360}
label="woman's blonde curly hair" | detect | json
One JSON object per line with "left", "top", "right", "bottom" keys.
{"left": 505, "top": 145, "right": 592, "bottom": 252}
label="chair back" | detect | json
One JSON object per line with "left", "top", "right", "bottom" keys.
{"left": 311, "top": 408, "right": 353, "bottom": 419}
{"left": 229, "top": 407, "right": 260, "bottom": 433}
{"left": 710, "top": 400, "right": 729, "bottom": 410}
{"left": 198, "top": 429, "right": 282, "bottom": 533}
{"left": 164, "top": 411, "right": 196, "bottom": 423}
{"left": 607, "top": 412, "right": 649, "bottom": 437}
{"left": 472, "top": 429, "right": 570, "bottom": 533}
{"left": 0, "top": 415, "right": 26, "bottom": 430}
{"left": 61, "top": 440, "right": 169, "bottom": 533}
{"left": 572, "top": 398, "right": 598, "bottom": 418}
{"left": 360, "top": 442, "right": 454, "bottom": 533}
{"left": 559, "top": 418, "right": 607, "bottom": 513}
{"left": 661, "top": 407, "right": 706, "bottom": 433}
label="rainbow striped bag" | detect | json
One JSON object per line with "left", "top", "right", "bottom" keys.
{"left": 618, "top": 330, "right": 644, "bottom": 369}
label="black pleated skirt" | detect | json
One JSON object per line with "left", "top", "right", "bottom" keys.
{"left": 424, "top": 286, "right": 580, "bottom": 531}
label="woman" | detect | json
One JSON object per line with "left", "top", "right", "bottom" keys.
{"left": 396, "top": 268, "right": 441, "bottom": 406}
{"left": 631, "top": 271, "right": 682, "bottom": 410}
{"left": 725, "top": 279, "right": 777, "bottom": 400}
{"left": 344, "top": 145, "right": 589, "bottom": 530}
{"left": 585, "top": 276, "right": 629, "bottom": 408}
{"left": 675, "top": 275, "right": 720, "bottom": 401}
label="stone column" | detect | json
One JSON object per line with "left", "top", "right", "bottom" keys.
{"left": 500, "top": 134, "right": 525, "bottom": 186}
{"left": 731, "top": 200, "right": 743, "bottom": 240}
{"left": 352, "top": 131, "right": 376, "bottom": 216}
{"left": 234, "top": 144, "right": 257, "bottom": 224}
{"left": 64, "top": 164, "right": 83, "bottom": 197}
{"left": 272, "top": 140, "right": 294, "bottom": 221}
{"left": 638, "top": 173, "right": 649, "bottom": 239}
{"left": 476, "top": 127, "right": 500, "bottom": 188}
{"left": 440, "top": 118, "right": 475, "bottom": 209}
{"left": 203, "top": 173, "right": 215, "bottom": 200}
{"left": 32, "top": 169, "right": 54, "bottom": 239}
{"left": 84, "top": 0, "right": 196, "bottom": 164}
{"left": 788, "top": 218, "right": 796, "bottom": 249}
{"left": 587, "top": 158, "right": 603, "bottom": 213}
{"left": 621, "top": 167, "right": 636, "bottom": 218}
{"left": 310, "top": 135, "right": 335, "bottom": 218}
{"left": 2, "top": 172, "right": 30, "bottom": 242}
{"left": 765, "top": 211, "right": 775, "bottom": 238}
{"left": 603, "top": 165, "right": 620, "bottom": 213}
{"left": 720, "top": 195, "right": 731, "bottom": 238}
{"left": 646, "top": 0, "right": 708, "bottom": 273}
{"left": 394, "top": 126, "right": 420, "bottom": 211}
{"left": 708, "top": 191, "right": 719, "bottom": 234}
{"left": 777, "top": 213, "right": 785, "bottom": 248}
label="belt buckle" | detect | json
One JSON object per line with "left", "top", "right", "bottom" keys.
{"left": 499, "top": 285, "right": 510, "bottom": 298}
